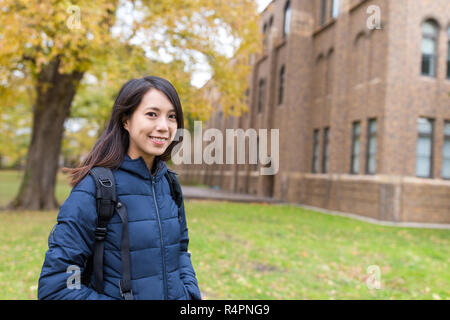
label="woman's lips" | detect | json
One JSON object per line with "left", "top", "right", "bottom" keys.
{"left": 149, "top": 136, "right": 168, "bottom": 145}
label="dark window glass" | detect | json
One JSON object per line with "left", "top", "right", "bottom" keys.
{"left": 320, "top": 0, "right": 327, "bottom": 25}
{"left": 447, "top": 27, "right": 450, "bottom": 79}
{"left": 351, "top": 121, "right": 361, "bottom": 174}
{"left": 442, "top": 121, "right": 450, "bottom": 179}
{"left": 322, "top": 127, "right": 329, "bottom": 173}
{"left": 312, "top": 129, "right": 320, "bottom": 173}
{"left": 421, "top": 21, "right": 438, "bottom": 77}
{"left": 258, "top": 79, "right": 265, "bottom": 113}
{"left": 366, "top": 119, "right": 377, "bottom": 174}
{"left": 416, "top": 117, "right": 434, "bottom": 178}
{"left": 278, "top": 65, "right": 285, "bottom": 105}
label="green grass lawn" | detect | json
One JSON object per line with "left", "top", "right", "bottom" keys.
{"left": 0, "top": 170, "right": 449, "bottom": 300}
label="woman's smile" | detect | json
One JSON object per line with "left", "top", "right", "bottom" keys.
{"left": 149, "top": 135, "right": 168, "bottom": 145}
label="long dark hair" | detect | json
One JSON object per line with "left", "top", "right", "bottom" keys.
{"left": 63, "top": 76, "right": 184, "bottom": 187}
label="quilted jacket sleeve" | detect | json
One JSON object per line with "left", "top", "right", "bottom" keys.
{"left": 37, "top": 176, "right": 116, "bottom": 300}
{"left": 178, "top": 200, "right": 202, "bottom": 300}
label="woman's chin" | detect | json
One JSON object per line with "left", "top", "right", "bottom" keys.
{"left": 144, "top": 147, "right": 166, "bottom": 157}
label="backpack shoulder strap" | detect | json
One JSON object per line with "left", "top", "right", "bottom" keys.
{"left": 88, "top": 167, "right": 117, "bottom": 293}
{"left": 85, "top": 167, "right": 133, "bottom": 299}
{"left": 165, "top": 169, "right": 183, "bottom": 207}
{"left": 165, "top": 169, "right": 183, "bottom": 222}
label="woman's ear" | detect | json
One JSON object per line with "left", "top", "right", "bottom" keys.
{"left": 122, "top": 115, "right": 129, "bottom": 132}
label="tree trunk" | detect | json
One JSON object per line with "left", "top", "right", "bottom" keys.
{"left": 7, "top": 58, "right": 84, "bottom": 211}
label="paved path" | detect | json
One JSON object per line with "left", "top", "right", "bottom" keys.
{"left": 181, "top": 185, "right": 282, "bottom": 204}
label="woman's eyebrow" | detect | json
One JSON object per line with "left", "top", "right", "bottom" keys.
{"left": 144, "top": 106, "right": 176, "bottom": 112}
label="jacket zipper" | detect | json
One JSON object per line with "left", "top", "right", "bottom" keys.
{"left": 150, "top": 177, "right": 168, "bottom": 300}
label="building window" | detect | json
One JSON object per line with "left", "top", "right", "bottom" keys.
{"left": 366, "top": 119, "right": 377, "bottom": 174}
{"left": 331, "top": 0, "right": 340, "bottom": 19}
{"left": 353, "top": 32, "right": 367, "bottom": 85}
{"left": 283, "top": 1, "right": 291, "bottom": 38}
{"left": 228, "top": 106, "right": 234, "bottom": 128}
{"left": 263, "top": 22, "right": 268, "bottom": 50}
{"left": 245, "top": 88, "right": 250, "bottom": 104}
{"left": 314, "top": 54, "right": 324, "bottom": 98}
{"left": 442, "top": 121, "right": 450, "bottom": 179}
{"left": 322, "top": 127, "right": 329, "bottom": 173}
{"left": 447, "top": 27, "right": 450, "bottom": 79}
{"left": 320, "top": 0, "right": 327, "bottom": 25}
{"left": 351, "top": 121, "right": 361, "bottom": 174}
{"left": 421, "top": 20, "right": 438, "bottom": 77}
{"left": 416, "top": 117, "right": 434, "bottom": 178}
{"left": 326, "top": 49, "right": 334, "bottom": 96}
{"left": 312, "top": 129, "right": 320, "bottom": 173}
{"left": 257, "top": 79, "right": 265, "bottom": 113}
{"left": 278, "top": 65, "right": 285, "bottom": 105}
{"left": 254, "top": 136, "right": 259, "bottom": 170}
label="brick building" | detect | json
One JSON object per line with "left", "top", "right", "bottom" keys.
{"left": 177, "top": 0, "right": 450, "bottom": 224}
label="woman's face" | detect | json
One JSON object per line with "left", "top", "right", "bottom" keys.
{"left": 123, "top": 88, "right": 178, "bottom": 167}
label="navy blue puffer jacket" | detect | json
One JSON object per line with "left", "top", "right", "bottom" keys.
{"left": 38, "top": 154, "right": 202, "bottom": 300}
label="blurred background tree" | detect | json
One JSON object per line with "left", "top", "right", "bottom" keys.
{"left": 0, "top": 0, "right": 261, "bottom": 210}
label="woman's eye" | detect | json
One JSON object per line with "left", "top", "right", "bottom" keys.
{"left": 146, "top": 112, "right": 157, "bottom": 117}
{"left": 169, "top": 114, "right": 177, "bottom": 119}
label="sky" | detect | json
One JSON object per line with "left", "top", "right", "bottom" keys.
{"left": 66, "top": 0, "right": 272, "bottom": 133}
{"left": 190, "top": 0, "right": 272, "bottom": 88}
{"left": 257, "top": 0, "right": 273, "bottom": 12}
{"left": 112, "top": 0, "right": 273, "bottom": 88}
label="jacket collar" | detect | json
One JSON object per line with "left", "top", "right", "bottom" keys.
{"left": 120, "top": 153, "right": 167, "bottom": 182}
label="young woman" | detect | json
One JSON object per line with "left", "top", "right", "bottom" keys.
{"left": 38, "top": 76, "right": 202, "bottom": 300}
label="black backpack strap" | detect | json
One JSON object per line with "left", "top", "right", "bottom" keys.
{"left": 89, "top": 167, "right": 117, "bottom": 294}
{"left": 165, "top": 169, "right": 183, "bottom": 222}
{"left": 116, "top": 200, "right": 134, "bottom": 300}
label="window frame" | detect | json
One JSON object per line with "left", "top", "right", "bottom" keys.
{"left": 447, "top": 26, "right": 450, "bottom": 79}
{"left": 283, "top": 1, "right": 291, "bottom": 38}
{"left": 331, "top": 0, "right": 340, "bottom": 19}
{"left": 442, "top": 120, "right": 450, "bottom": 179}
{"left": 350, "top": 121, "right": 361, "bottom": 174}
{"left": 257, "top": 78, "right": 265, "bottom": 114}
{"left": 312, "top": 129, "right": 320, "bottom": 173}
{"left": 278, "top": 65, "right": 285, "bottom": 106}
{"left": 421, "top": 20, "right": 439, "bottom": 77}
{"left": 254, "top": 136, "right": 259, "bottom": 170}
{"left": 320, "top": 0, "right": 327, "bottom": 25}
{"left": 365, "top": 118, "right": 377, "bottom": 175}
{"left": 263, "top": 22, "right": 268, "bottom": 50}
{"left": 415, "top": 117, "right": 435, "bottom": 178}
{"left": 322, "top": 127, "right": 330, "bottom": 173}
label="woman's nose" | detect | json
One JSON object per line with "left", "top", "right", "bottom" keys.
{"left": 155, "top": 117, "right": 169, "bottom": 131}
